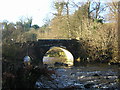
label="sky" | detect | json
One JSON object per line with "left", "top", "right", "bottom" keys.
{"left": 0, "top": 0, "right": 119, "bottom": 26}
{"left": 0, "top": 0, "right": 53, "bottom": 26}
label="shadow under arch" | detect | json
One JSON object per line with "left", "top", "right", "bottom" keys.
{"left": 43, "top": 46, "right": 74, "bottom": 66}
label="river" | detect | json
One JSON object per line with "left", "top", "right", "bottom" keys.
{"left": 35, "top": 63, "right": 120, "bottom": 89}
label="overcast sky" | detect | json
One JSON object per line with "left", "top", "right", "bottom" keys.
{"left": 0, "top": 0, "right": 118, "bottom": 26}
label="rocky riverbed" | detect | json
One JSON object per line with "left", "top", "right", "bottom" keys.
{"left": 2, "top": 60, "right": 120, "bottom": 89}
{"left": 35, "top": 64, "right": 120, "bottom": 89}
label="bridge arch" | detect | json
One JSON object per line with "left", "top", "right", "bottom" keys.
{"left": 43, "top": 46, "right": 74, "bottom": 66}
{"left": 15, "top": 39, "right": 88, "bottom": 65}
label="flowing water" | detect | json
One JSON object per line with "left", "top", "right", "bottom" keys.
{"left": 36, "top": 62, "right": 120, "bottom": 89}
{"left": 43, "top": 57, "right": 74, "bottom": 66}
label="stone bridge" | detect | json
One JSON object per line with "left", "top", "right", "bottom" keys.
{"left": 16, "top": 39, "right": 87, "bottom": 65}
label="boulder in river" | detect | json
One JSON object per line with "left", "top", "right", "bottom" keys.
{"left": 54, "top": 62, "right": 68, "bottom": 67}
{"left": 93, "top": 74, "right": 100, "bottom": 77}
{"left": 84, "top": 83, "right": 95, "bottom": 88}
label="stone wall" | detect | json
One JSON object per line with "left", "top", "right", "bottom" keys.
{"left": 13, "top": 39, "right": 87, "bottom": 65}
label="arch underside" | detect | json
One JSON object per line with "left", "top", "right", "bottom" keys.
{"left": 43, "top": 46, "right": 74, "bottom": 66}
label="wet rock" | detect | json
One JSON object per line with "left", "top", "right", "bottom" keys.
{"left": 54, "top": 62, "right": 68, "bottom": 67}
{"left": 93, "top": 74, "right": 100, "bottom": 76}
{"left": 70, "top": 73, "right": 76, "bottom": 77}
{"left": 84, "top": 83, "right": 95, "bottom": 88}
{"left": 65, "top": 85, "right": 84, "bottom": 89}
{"left": 106, "top": 77, "right": 109, "bottom": 79}
{"left": 61, "top": 75, "right": 68, "bottom": 78}
{"left": 35, "top": 82, "right": 44, "bottom": 88}
{"left": 78, "top": 75, "right": 85, "bottom": 79}
{"left": 56, "top": 68, "right": 66, "bottom": 72}
{"left": 93, "top": 85, "right": 100, "bottom": 88}
{"left": 74, "top": 83, "right": 84, "bottom": 88}
{"left": 51, "top": 74, "right": 57, "bottom": 79}
{"left": 108, "top": 62, "right": 120, "bottom": 66}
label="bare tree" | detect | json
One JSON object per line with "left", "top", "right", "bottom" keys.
{"left": 107, "top": 0, "right": 119, "bottom": 22}
{"left": 53, "top": 1, "right": 66, "bottom": 16}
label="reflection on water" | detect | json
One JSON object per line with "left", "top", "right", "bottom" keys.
{"left": 43, "top": 57, "right": 73, "bottom": 66}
